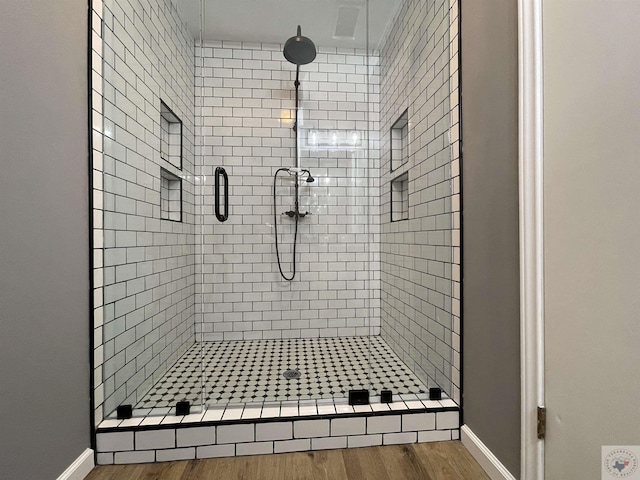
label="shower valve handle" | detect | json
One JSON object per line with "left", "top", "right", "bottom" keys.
{"left": 283, "top": 210, "right": 309, "bottom": 218}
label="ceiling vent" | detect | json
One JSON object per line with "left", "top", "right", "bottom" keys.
{"left": 333, "top": 5, "right": 361, "bottom": 40}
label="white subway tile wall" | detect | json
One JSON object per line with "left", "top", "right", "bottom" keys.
{"left": 99, "top": 0, "right": 198, "bottom": 418}
{"left": 378, "top": 0, "right": 461, "bottom": 403}
{"left": 194, "top": 42, "right": 381, "bottom": 341}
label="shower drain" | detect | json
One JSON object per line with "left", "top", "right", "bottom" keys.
{"left": 283, "top": 368, "right": 301, "bottom": 380}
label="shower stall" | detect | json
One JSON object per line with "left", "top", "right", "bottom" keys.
{"left": 92, "top": 0, "right": 461, "bottom": 462}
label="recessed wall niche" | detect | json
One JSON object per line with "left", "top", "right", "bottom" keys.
{"left": 160, "top": 167, "right": 182, "bottom": 222}
{"left": 391, "top": 172, "right": 409, "bottom": 222}
{"left": 390, "top": 109, "right": 409, "bottom": 171}
{"left": 160, "top": 100, "right": 182, "bottom": 170}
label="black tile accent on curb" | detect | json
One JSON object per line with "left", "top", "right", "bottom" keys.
{"left": 116, "top": 405, "right": 133, "bottom": 420}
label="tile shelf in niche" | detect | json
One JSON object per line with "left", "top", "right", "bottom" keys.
{"left": 160, "top": 167, "right": 182, "bottom": 222}
{"left": 391, "top": 172, "right": 409, "bottom": 222}
{"left": 160, "top": 100, "right": 182, "bottom": 170}
{"left": 390, "top": 109, "right": 409, "bottom": 172}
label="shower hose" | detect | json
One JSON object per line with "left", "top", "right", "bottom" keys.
{"left": 273, "top": 167, "right": 299, "bottom": 281}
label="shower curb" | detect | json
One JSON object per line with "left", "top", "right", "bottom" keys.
{"left": 96, "top": 404, "right": 460, "bottom": 464}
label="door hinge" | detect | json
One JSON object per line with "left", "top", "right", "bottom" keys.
{"left": 537, "top": 406, "right": 546, "bottom": 440}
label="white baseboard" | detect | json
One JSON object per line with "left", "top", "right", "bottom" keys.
{"left": 461, "top": 425, "right": 517, "bottom": 480}
{"left": 57, "top": 448, "right": 95, "bottom": 480}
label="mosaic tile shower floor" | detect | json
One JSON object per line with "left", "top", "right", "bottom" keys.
{"left": 135, "top": 336, "right": 428, "bottom": 409}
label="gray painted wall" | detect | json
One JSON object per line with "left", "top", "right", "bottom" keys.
{"left": 0, "top": 0, "right": 90, "bottom": 478}
{"left": 460, "top": 0, "right": 521, "bottom": 476}
{"left": 544, "top": 1, "right": 640, "bottom": 478}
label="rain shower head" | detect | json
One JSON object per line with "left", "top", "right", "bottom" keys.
{"left": 283, "top": 25, "right": 317, "bottom": 65}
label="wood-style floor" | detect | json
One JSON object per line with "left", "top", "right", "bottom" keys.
{"left": 86, "top": 441, "right": 490, "bottom": 480}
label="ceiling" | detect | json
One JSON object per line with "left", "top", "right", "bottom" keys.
{"left": 175, "top": 0, "right": 402, "bottom": 50}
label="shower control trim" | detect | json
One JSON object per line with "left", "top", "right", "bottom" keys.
{"left": 284, "top": 210, "right": 309, "bottom": 218}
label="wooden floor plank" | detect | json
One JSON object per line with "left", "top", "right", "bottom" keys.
{"left": 85, "top": 464, "right": 139, "bottom": 480}
{"left": 308, "top": 450, "right": 349, "bottom": 480}
{"left": 179, "top": 459, "right": 210, "bottom": 480}
{"left": 201, "top": 456, "right": 252, "bottom": 480}
{"left": 243, "top": 452, "right": 288, "bottom": 480}
{"left": 342, "top": 446, "right": 392, "bottom": 480}
{"left": 139, "top": 460, "right": 190, "bottom": 480}
{"left": 87, "top": 442, "right": 488, "bottom": 480}
{"left": 278, "top": 450, "right": 349, "bottom": 480}
{"left": 377, "top": 444, "right": 434, "bottom": 480}
{"left": 277, "top": 451, "right": 313, "bottom": 480}
{"left": 415, "top": 442, "right": 491, "bottom": 480}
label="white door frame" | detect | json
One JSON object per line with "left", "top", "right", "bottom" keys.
{"left": 518, "top": 0, "right": 545, "bottom": 479}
